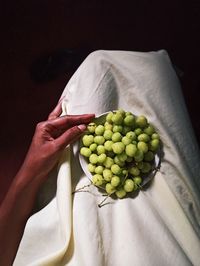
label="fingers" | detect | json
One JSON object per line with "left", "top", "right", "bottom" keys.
{"left": 55, "top": 124, "right": 86, "bottom": 149}
{"left": 49, "top": 114, "right": 95, "bottom": 130}
{"left": 48, "top": 99, "right": 63, "bottom": 120}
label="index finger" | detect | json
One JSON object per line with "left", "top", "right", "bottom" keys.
{"left": 49, "top": 114, "right": 95, "bottom": 130}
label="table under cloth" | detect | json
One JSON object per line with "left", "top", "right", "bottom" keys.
{"left": 14, "top": 50, "right": 200, "bottom": 266}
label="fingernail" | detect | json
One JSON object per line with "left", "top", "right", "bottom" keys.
{"left": 78, "top": 124, "right": 87, "bottom": 131}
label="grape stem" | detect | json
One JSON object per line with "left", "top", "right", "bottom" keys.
{"left": 122, "top": 172, "right": 129, "bottom": 184}
{"left": 94, "top": 184, "right": 107, "bottom": 191}
{"left": 72, "top": 182, "right": 113, "bottom": 208}
{"left": 98, "top": 195, "right": 111, "bottom": 208}
{"left": 72, "top": 182, "right": 92, "bottom": 194}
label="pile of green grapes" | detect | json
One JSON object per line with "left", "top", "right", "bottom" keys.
{"left": 80, "top": 109, "right": 160, "bottom": 199}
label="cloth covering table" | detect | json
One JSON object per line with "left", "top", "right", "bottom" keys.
{"left": 14, "top": 50, "right": 200, "bottom": 266}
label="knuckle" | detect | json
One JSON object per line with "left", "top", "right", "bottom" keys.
{"left": 62, "top": 115, "right": 70, "bottom": 123}
{"left": 36, "top": 121, "right": 46, "bottom": 131}
{"left": 48, "top": 113, "right": 53, "bottom": 119}
{"left": 48, "top": 112, "right": 56, "bottom": 120}
{"left": 52, "top": 140, "right": 60, "bottom": 152}
{"left": 69, "top": 126, "right": 80, "bottom": 135}
{"left": 67, "top": 126, "right": 81, "bottom": 142}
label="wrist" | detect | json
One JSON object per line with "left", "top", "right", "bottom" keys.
{"left": 1, "top": 169, "right": 43, "bottom": 222}
{"left": 0, "top": 170, "right": 42, "bottom": 266}
{"left": 14, "top": 160, "right": 48, "bottom": 190}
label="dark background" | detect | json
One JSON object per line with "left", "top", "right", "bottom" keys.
{"left": 0, "top": 0, "right": 200, "bottom": 202}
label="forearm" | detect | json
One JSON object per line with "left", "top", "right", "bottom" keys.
{"left": 0, "top": 168, "right": 44, "bottom": 266}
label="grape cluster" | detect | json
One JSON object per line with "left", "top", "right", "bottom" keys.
{"left": 80, "top": 109, "right": 160, "bottom": 199}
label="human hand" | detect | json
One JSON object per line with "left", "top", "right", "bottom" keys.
{"left": 0, "top": 99, "right": 95, "bottom": 266}
{"left": 19, "top": 99, "right": 95, "bottom": 185}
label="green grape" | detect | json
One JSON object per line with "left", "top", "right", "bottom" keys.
{"left": 134, "top": 149, "right": 144, "bottom": 162}
{"left": 117, "top": 152, "right": 127, "bottom": 162}
{"left": 125, "top": 111, "right": 132, "bottom": 116}
{"left": 113, "top": 125, "right": 123, "bottom": 133}
{"left": 115, "top": 188, "right": 127, "bottom": 199}
{"left": 89, "top": 143, "right": 97, "bottom": 152}
{"left": 111, "top": 164, "right": 122, "bottom": 175}
{"left": 144, "top": 125, "right": 155, "bottom": 135}
{"left": 136, "top": 115, "right": 148, "bottom": 128}
{"left": 89, "top": 153, "right": 99, "bottom": 164}
{"left": 149, "top": 139, "right": 160, "bottom": 151}
{"left": 103, "top": 157, "right": 114, "bottom": 168}
{"left": 94, "top": 136, "right": 105, "bottom": 145}
{"left": 103, "top": 169, "right": 113, "bottom": 181}
{"left": 87, "top": 122, "right": 96, "bottom": 133}
{"left": 125, "top": 144, "right": 137, "bottom": 157}
{"left": 80, "top": 147, "right": 92, "bottom": 157}
{"left": 95, "top": 125, "right": 105, "bottom": 135}
{"left": 129, "top": 166, "right": 140, "bottom": 176}
{"left": 104, "top": 122, "right": 113, "bottom": 130}
{"left": 122, "top": 136, "right": 132, "bottom": 145}
{"left": 112, "top": 113, "right": 123, "bottom": 125}
{"left": 126, "top": 131, "right": 136, "bottom": 141}
{"left": 144, "top": 151, "right": 154, "bottom": 161}
{"left": 98, "top": 153, "right": 107, "bottom": 163}
{"left": 95, "top": 165, "right": 104, "bottom": 174}
{"left": 141, "top": 162, "right": 152, "bottom": 173}
{"left": 107, "top": 151, "right": 115, "bottom": 158}
{"left": 137, "top": 133, "right": 150, "bottom": 142}
{"left": 97, "top": 145, "right": 106, "bottom": 155}
{"left": 133, "top": 176, "right": 142, "bottom": 185}
{"left": 88, "top": 163, "right": 96, "bottom": 173}
{"left": 122, "top": 169, "right": 128, "bottom": 176}
{"left": 103, "top": 129, "right": 113, "bottom": 140}
{"left": 118, "top": 109, "right": 126, "bottom": 117}
{"left": 137, "top": 161, "right": 144, "bottom": 170}
{"left": 104, "top": 140, "right": 114, "bottom": 151}
{"left": 105, "top": 183, "right": 116, "bottom": 194}
{"left": 133, "top": 185, "right": 139, "bottom": 191}
{"left": 133, "top": 177, "right": 142, "bottom": 190}
{"left": 114, "top": 156, "right": 125, "bottom": 167}
{"left": 92, "top": 174, "right": 104, "bottom": 186}
{"left": 126, "top": 156, "right": 133, "bottom": 162}
{"left": 112, "top": 142, "right": 125, "bottom": 154}
{"left": 111, "top": 176, "right": 121, "bottom": 187}
{"left": 152, "top": 133, "right": 160, "bottom": 140}
{"left": 134, "top": 128, "right": 143, "bottom": 135}
{"left": 124, "top": 114, "right": 135, "bottom": 127}
{"left": 122, "top": 126, "right": 131, "bottom": 135}
{"left": 106, "top": 112, "right": 114, "bottom": 123}
{"left": 112, "top": 132, "right": 122, "bottom": 142}
{"left": 82, "top": 135, "right": 94, "bottom": 147}
{"left": 137, "top": 141, "right": 148, "bottom": 153}
{"left": 124, "top": 179, "right": 135, "bottom": 192}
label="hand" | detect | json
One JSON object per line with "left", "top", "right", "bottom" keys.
{"left": 0, "top": 99, "right": 95, "bottom": 266}
{"left": 18, "top": 99, "right": 95, "bottom": 185}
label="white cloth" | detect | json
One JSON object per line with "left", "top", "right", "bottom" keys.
{"left": 14, "top": 50, "right": 200, "bottom": 266}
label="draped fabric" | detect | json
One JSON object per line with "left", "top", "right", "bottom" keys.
{"left": 14, "top": 50, "right": 200, "bottom": 266}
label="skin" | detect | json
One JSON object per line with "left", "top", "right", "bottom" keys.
{"left": 0, "top": 99, "right": 95, "bottom": 266}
